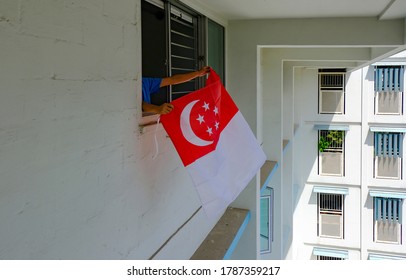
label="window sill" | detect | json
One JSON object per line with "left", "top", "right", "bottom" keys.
{"left": 139, "top": 113, "right": 161, "bottom": 134}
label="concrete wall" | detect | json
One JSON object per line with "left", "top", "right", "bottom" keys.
{"left": 0, "top": 0, "right": 219, "bottom": 260}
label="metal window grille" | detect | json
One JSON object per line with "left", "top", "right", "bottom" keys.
{"left": 317, "top": 256, "right": 344, "bottom": 260}
{"left": 319, "top": 193, "right": 343, "bottom": 213}
{"left": 319, "top": 73, "right": 345, "bottom": 90}
{"left": 169, "top": 5, "right": 199, "bottom": 100}
{"left": 319, "top": 130, "right": 344, "bottom": 153}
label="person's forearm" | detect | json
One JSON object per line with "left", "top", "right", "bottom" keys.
{"left": 142, "top": 102, "right": 161, "bottom": 114}
{"left": 162, "top": 71, "right": 200, "bottom": 87}
{"left": 142, "top": 102, "right": 174, "bottom": 115}
{"left": 161, "top": 67, "right": 210, "bottom": 87}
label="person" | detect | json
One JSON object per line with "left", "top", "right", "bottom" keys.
{"left": 142, "top": 66, "right": 211, "bottom": 115}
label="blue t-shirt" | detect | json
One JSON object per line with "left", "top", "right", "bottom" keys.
{"left": 142, "top": 78, "right": 162, "bottom": 104}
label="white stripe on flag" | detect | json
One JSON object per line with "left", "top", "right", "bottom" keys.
{"left": 186, "top": 111, "right": 266, "bottom": 218}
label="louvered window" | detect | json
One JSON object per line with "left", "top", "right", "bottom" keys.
{"left": 374, "top": 66, "right": 404, "bottom": 115}
{"left": 374, "top": 132, "right": 403, "bottom": 179}
{"left": 374, "top": 197, "right": 402, "bottom": 244}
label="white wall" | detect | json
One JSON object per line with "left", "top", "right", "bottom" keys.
{"left": 0, "top": 0, "right": 219, "bottom": 260}
{"left": 291, "top": 68, "right": 364, "bottom": 259}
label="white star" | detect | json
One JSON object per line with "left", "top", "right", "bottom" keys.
{"left": 213, "top": 106, "right": 219, "bottom": 115}
{"left": 206, "top": 126, "right": 213, "bottom": 136}
{"left": 196, "top": 114, "right": 205, "bottom": 124}
{"left": 214, "top": 121, "right": 220, "bottom": 130}
{"left": 202, "top": 102, "right": 210, "bottom": 111}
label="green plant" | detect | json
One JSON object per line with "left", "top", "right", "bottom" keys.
{"left": 318, "top": 136, "right": 331, "bottom": 152}
{"left": 318, "top": 130, "right": 343, "bottom": 152}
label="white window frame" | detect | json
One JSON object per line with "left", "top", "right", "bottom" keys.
{"left": 318, "top": 193, "right": 344, "bottom": 239}
{"left": 374, "top": 156, "right": 402, "bottom": 180}
{"left": 318, "top": 71, "right": 345, "bottom": 114}
{"left": 318, "top": 130, "right": 345, "bottom": 177}
{"left": 373, "top": 132, "right": 403, "bottom": 180}
{"left": 313, "top": 247, "right": 348, "bottom": 260}
{"left": 374, "top": 91, "right": 403, "bottom": 115}
{"left": 373, "top": 196, "right": 403, "bottom": 245}
{"left": 374, "top": 66, "right": 404, "bottom": 115}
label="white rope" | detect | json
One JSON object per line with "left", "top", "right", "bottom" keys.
{"left": 152, "top": 117, "right": 160, "bottom": 160}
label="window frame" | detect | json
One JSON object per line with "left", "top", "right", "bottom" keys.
{"left": 317, "top": 193, "right": 345, "bottom": 239}
{"left": 318, "top": 130, "right": 345, "bottom": 177}
{"left": 373, "top": 196, "right": 403, "bottom": 245}
{"left": 374, "top": 132, "right": 403, "bottom": 180}
{"left": 374, "top": 65, "right": 404, "bottom": 115}
{"left": 260, "top": 187, "right": 274, "bottom": 254}
{"left": 140, "top": 0, "right": 225, "bottom": 120}
{"left": 318, "top": 69, "right": 346, "bottom": 115}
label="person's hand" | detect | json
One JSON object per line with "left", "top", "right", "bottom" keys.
{"left": 157, "top": 103, "right": 174, "bottom": 115}
{"left": 197, "top": 66, "right": 211, "bottom": 77}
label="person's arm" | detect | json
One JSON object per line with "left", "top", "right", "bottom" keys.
{"left": 160, "top": 66, "right": 210, "bottom": 87}
{"left": 142, "top": 102, "right": 174, "bottom": 115}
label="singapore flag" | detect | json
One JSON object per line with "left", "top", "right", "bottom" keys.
{"left": 160, "top": 70, "right": 266, "bottom": 218}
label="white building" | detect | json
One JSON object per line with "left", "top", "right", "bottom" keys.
{"left": 272, "top": 52, "right": 406, "bottom": 260}
{"left": 1, "top": 0, "right": 406, "bottom": 260}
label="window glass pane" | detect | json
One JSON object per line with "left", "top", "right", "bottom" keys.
{"left": 208, "top": 19, "right": 225, "bottom": 84}
{"left": 260, "top": 187, "right": 273, "bottom": 253}
{"left": 260, "top": 197, "right": 270, "bottom": 252}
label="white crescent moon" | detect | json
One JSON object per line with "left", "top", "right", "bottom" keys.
{"left": 180, "top": 100, "right": 213, "bottom": 146}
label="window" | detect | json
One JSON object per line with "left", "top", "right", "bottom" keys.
{"left": 374, "top": 132, "right": 403, "bottom": 179}
{"left": 369, "top": 253, "right": 406, "bottom": 260}
{"left": 141, "top": 0, "right": 225, "bottom": 115}
{"left": 318, "top": 69, "right": 345, "bottom": 114}
{"left": 373, "top": 197, "right": 403, "bottom": 244}
{"left": 260, "top": 187, "right": 274, "bottom": 254}
{"left": 317, "top": 255, "right": 344, "bottom": 260}
{"left": 313, "top": 247, "right": 348, "bottom": 260}
{"left": 318, "top": 130, "right": 345, "bottom": 176}
{"left": 208, "top": 19, "right": 225, "bottom": 84}
{"left": 374, "top": 66, "right": 404, "bottom": 115}
{"left": 318, "top": 193, "right": 344, "bottom": 239}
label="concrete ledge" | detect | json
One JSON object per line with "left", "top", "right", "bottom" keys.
{"left": 190, "top": 207, "right": 250, "bottom": 260}
{"left": 260, "top": 160, "right": 278, "bottom": 192}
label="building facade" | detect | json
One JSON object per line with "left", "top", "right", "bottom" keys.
{"left": 262, "top": 54, "right": 406, "bottom": 260}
